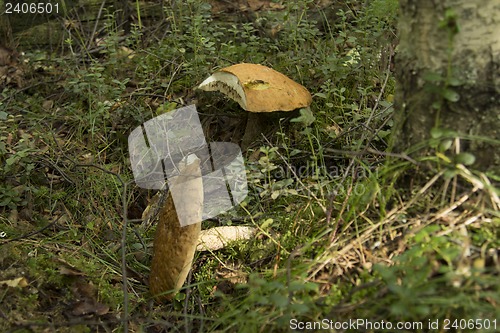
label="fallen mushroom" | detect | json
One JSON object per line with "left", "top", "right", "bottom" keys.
{"left": 196, "top": 226, "right": 257, "bottom": 251}
{"left": 197, "top": 63, "right": 313, "bottom": 148}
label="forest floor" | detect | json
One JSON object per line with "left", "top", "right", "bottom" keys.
{"left": 0, "top": 1, "right": 498, "bottom": 332}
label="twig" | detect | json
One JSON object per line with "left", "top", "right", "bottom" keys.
{"left": 324, "top": 147, "right": 418, "bottom": 165}
{"left": 287, "top": 246, "right": 303, "bottom": 304}
{"left": 328, "top": 158, "right": 356, "bottom": 243}
{"left": 0, "top": 214, "right": 63, "bottom": 245}
{"left": 120, "top": 179, "right": 131, "bottom": 333}
{"left": 360, "top": 51, "right": 392, "bottom": 146}
{"left": 87, "top": 0, "right": 107, "bottom": 50}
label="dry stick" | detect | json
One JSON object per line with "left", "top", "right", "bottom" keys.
{"left": 87, "top": 0, "right": 107, "bottom": 50}
{"left": 404, "top": 171, "right": 447, "bottom": 213}
{"left": 310, "top": 169, "right": 445, "bottom": 277}
{"left": 328, "top": 159, "right": 356, "bottom": 243}
{"left": 163, "top": 61, "right": 184, "bottom": 98}
{"left": 459, "top": 165, "right": 500, "bottom": 210}
{"left": 308, "top": 219, "right": 386, "bottom": 279}
{"left": 480, "top": 173, "right": 500, "bottom": 210}
{"left": 324, "top": 148, "right": 418, "bottom": 165}
{"left": 322, "top": 163, "right": 497, "bottom": 279}
{"left": 396, "top": 184, "right": 484, "bottom": 245}
{"left": 451, "top": 137, "right": 462, "bottom": 204}
{"left": 37, "top": 156, "right": 76, "bottom": 185}
{"left": 431, "top": 188, "right": 480, "bottom": 224}
{"left": 121, "top": 179, "right": 131, "bottom": 333}
{"left": 0, "top": 214, "right": 63, "bottom": 245}
{"left": 361, "top": 52, "right": 392, "bottom": 145}
{"left": 436, "top": 212, "right": 483, "bottom": 238}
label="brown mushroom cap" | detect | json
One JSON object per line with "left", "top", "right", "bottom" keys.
{"left": 198, "top": 63, "right": 312, "bottom": 112}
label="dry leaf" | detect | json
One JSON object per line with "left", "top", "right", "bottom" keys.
{"left": 0, "top": 277, "right": 28, "bottom": 288}
{"left": 59, "top": 266, "right": 86, "bottom": 276}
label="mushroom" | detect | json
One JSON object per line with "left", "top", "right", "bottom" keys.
{"left": 197, "top": 63, "right": 313, "bottom": 148}
{"left": 148, "top": 154, "right": 203, "bottom": 301}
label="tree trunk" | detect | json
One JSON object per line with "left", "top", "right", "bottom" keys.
{"left": 393, "top": 0, "right": 500, "bottom": 175}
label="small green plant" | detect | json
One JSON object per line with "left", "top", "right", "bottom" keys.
{"left": 372, "top": 225, "right": 499, "bottom": 322}
{"left": 212, "top": 271, "right": 321, "bottom": 332}
{"left": 0, "top": 127, "right": 37, "bottom": 210}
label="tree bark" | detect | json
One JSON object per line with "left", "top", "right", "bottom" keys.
{"left": 393, "top": 0, "right": 500, "bottom": 175}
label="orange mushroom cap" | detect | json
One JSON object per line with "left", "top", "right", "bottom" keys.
{"left": 198, "top": 63, "right": 312, "bottom": 112}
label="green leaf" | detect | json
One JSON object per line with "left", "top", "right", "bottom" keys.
{"left": 455, "top": 152, "right": 476, "bottom": 166}
{"left": 269, "top": 294, "right": 288, "bottom": 308}
{"left": 314, "top": 92, "right": 327, "bottom": 99}
{"left": 423, "top": 71, "right": 443, "bottom": 83}
{"left": 430, "top": 127, "right": 444, "bottom": 138}
{"left": 432, "top": 101, "right": 442, "bottom": 110}
{"left": 444, "top": 169, "right": 458, "bottom": 179}
{"left": 447, "top": 77, "right": 461, "bottom": 86}
{"left": 439, "top": 139, "right": 453, "bottom": 151}
{"left": 379, "top": 100, "right": 392, "bottom": 108}
{"left": 431, "top": 127, "right": 457, "bottom": 140}
{"left": 289, "top": 303, "right": 310, "bottom": 313}
{"left": 290, "top": 107, "right": 315, "bottom": 126}
{"left": 6, "top": 156, "right": 18, "bottom": 165}
{"left": 260, "top": 218, "right": 273, "bottom": 230}
{"left": 443, "top": 89, "right": 460, "bottom": 102}
{"left": 174, "top": 292, "right": 186, "bottom": 301}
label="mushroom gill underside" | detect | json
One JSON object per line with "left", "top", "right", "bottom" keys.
{"left": 198, "top": 71, "right": 247, "bottom": 110}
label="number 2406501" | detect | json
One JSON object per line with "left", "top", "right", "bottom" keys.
{"left": 5, "top": 2, "right": 59, "bottom": 14}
